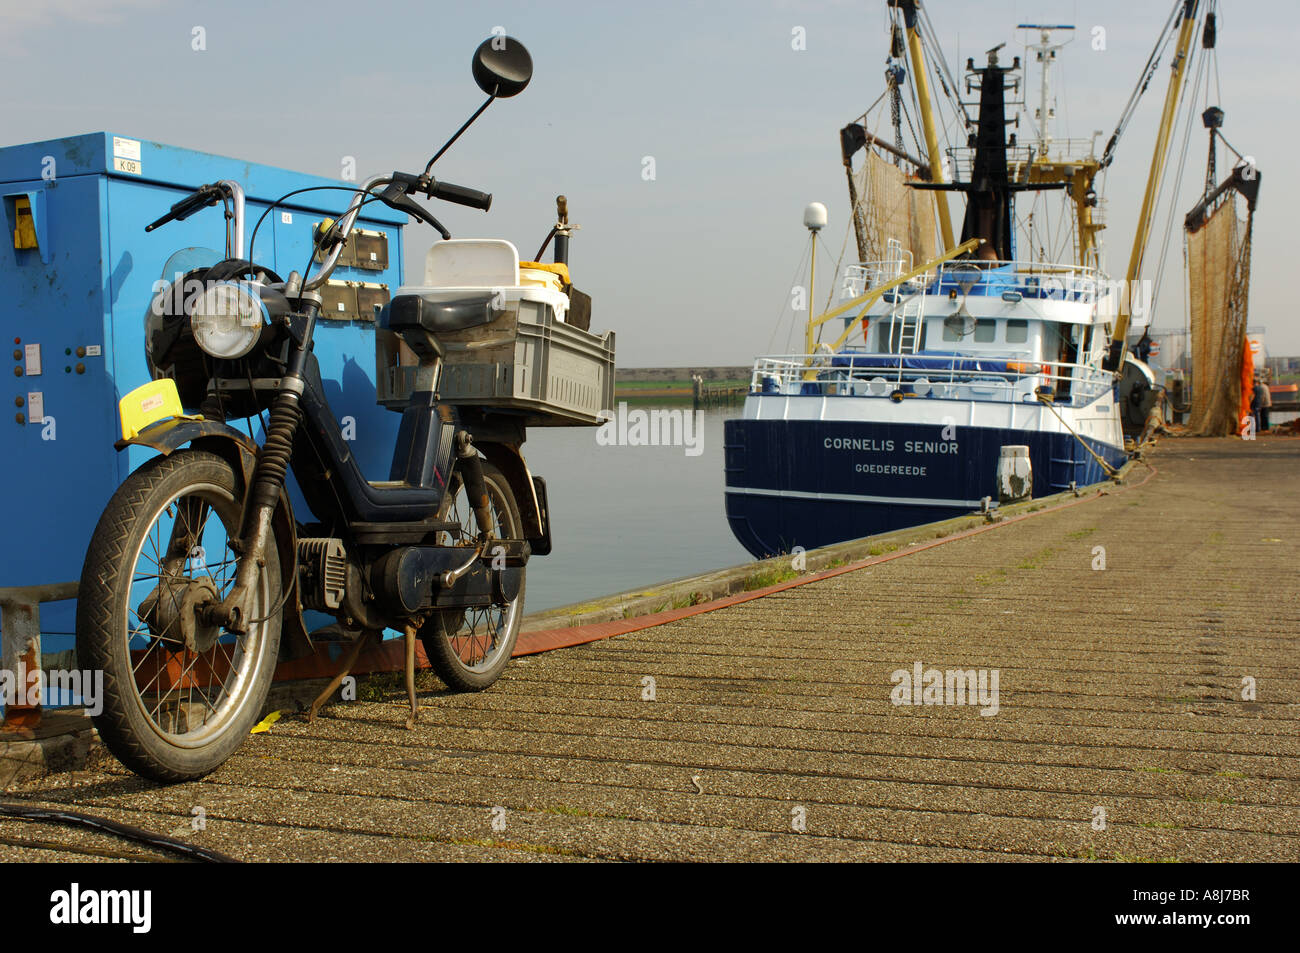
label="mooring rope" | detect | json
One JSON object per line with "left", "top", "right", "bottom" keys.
{"left": 1035, "top": 392, "right": 1121, "bottom": 478}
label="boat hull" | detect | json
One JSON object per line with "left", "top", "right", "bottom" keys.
{"left": 723, "top": 417, "right": 1127, "bottom": 558}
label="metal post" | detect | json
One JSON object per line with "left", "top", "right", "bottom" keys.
{"left": 0, "top": 582, "right": 78, "bottom": 731}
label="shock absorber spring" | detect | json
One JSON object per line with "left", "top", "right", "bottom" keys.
{"left": 247, "top": 391, "right": 301, "bottom": 513}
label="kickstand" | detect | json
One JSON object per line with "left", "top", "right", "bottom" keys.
{"left": 306, "top": 630, "right": 376, "bottom": 723}
{"left": 403, "top": 621, "right": 419, "bottom": 730}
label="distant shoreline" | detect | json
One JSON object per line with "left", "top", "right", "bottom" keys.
{"left": 615, "top": 367, "right": 750, "bottom": 403}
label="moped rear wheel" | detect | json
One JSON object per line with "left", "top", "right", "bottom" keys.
{"left": 420, "top": 460, "right": 523, "bottom": 691}
{"left": 76, "top": 450, "right": 282, "bottom": 783}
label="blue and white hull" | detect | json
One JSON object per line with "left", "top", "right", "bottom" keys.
{"left": 724, "top": 412, "right": 1125, "bottom": 558}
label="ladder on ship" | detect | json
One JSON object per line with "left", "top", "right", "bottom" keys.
{"left": 895, "top": 299, "right": 924, "bottom": 352}
{"left": 882, "top": 238, "right": 926, "bottom": 356}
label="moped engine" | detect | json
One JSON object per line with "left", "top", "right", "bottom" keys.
{"left": 297, "top": 538, "right": 348, "bottom": 611}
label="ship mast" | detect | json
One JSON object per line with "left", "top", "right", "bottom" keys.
{"left": 1023, "top": 24, "right": 1073, "bottom": 159}
{"left": 890, "top": 0, "right": 955, "bottom": 252}
{"left": 1016, "top": 24, "right": 1105, "bottom": 271}
{"left": 1106, "top": 0, "right": 1204, "bottom": 370}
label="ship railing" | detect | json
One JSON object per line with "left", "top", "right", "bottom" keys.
{"left": 840, "top": 260, "right": 936, "bottom": 300}
{"left": 842, "top": 258, "right": 1107, "bottom": 302}
{"left": 749, "top": 352, "right": 1113, "bottom": 406}
{"left": 841, "top": 259, "right": 1107, "bottom": 305}
{"left": 935, "top": 260, "right": 1105, "bottom": 304}
{"left": 951, "top": 140, "right": 1103, "bottom": 180}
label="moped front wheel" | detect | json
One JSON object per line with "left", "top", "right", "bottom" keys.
{"left": 76, "top": 449, "right": 282, "bottom": 783}
{"left": 420, "top": 460, "right": 523, "bottom": 691}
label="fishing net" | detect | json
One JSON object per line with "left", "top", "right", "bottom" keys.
{"left": 1186, "top": 200, "right": 1253, "bottom": 435}
{"left": 853, "top": 150, "right": 939, "bottom": 267}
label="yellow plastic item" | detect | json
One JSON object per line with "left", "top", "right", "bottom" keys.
{"left": 519, "top": 260, "right": 570, "bottom": 285}
{"left": 12, "top": 196, "right": 38, "bottom": 250}
{"left": 118, "top": 378, "right": 199, "bottom": 441}
{"left": 250, "top": 710, "right": 282, "bottom": 734}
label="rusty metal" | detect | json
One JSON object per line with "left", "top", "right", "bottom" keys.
{"left": 306, "top": 630, "right": 376, "bottom": 723}
{"left": 403, "top": 622, "right": 419, "bottom": 730}
{"left": 0, "top": 581, "right": 78, "bottom": 731}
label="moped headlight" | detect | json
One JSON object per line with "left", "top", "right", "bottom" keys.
{"left": 191, "top": 281, "right": 267, "bottom": 359}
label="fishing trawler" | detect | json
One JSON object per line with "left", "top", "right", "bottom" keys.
{"left": 724, "top": 0, "right": 1212, "bottom": 558}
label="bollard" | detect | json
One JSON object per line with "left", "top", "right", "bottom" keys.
{"left": 0, "top": 582, "right": 78, "bottom": 731}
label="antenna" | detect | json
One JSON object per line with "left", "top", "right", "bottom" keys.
{"left": 1018, "top": 24, "right": 1075, "bottom": 158}
{"left": 803, "top": 203, "right": 827, "bottom": 354}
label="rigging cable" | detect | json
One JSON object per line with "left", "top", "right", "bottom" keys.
{"left": 1150, "top": 33, "right": 1207, "bottom": 319}
{"left": 766, "top": 240, "right": 813, "bottom": 356}
{"left": 917, "top": 0, "right": 972, "bottom": 128}
{"left": 1101, "top": 0, "right": 1183, "bottom": 169}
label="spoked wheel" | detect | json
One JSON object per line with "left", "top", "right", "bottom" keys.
{"left": 419, "top": 459, "right": 524, "bottom": 691}
{"left": 76, "top": 450, "right": 282, "bottom": 783}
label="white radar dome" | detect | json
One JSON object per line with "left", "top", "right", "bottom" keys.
{"left": 803, "top": 202, "right": 828, "bottom": 231}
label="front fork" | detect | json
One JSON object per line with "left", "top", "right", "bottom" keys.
{"left": 206, "top": 306, "right": 315, "bottom": 633}
{"left": 208, "top": 389, "right": 299, "bottom": 633}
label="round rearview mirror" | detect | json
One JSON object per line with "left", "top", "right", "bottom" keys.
{"left": 473, "top": 36, "right": 532, "bottom": 98}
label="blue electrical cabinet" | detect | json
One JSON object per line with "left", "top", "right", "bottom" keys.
{"left": 0, "top": 133, "right": 407, "bottom": 653}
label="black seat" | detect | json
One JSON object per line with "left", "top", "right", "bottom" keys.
{"left": 381, "top": 291, "right": 503, "bottom": 360}
{"left": 384, "top": 291, "right": 501, "bottom": 334}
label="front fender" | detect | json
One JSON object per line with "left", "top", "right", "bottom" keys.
{"left": 114, "top": 415, "right": 259, "bottom": 456}
{"left": 115, "top": 417, "right": 312, "bottom": 660}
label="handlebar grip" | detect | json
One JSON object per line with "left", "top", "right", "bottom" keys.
{"left": 430, "top": 180, "right": 492, "bottom": 212}
{"left": 145, "top": 185, "right": 220, "bottom": 232}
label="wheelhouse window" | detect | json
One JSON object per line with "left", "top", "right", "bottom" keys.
{"left": 875, "top": 319, "right": 927, "bottom": 353}
{"left": 1006, "top": 319, "right": 1029, "bottom": 344}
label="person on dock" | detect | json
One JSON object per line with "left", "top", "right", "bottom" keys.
{"left": 1253, "top": 374, "right": 1272, "bottom": 433}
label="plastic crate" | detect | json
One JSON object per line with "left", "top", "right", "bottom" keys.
{"left": 377, "top": 298, "right": 615, "bottom": 427}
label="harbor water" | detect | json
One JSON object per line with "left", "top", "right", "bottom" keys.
{"left": 520, "top": 403, "right": 749, "bottom": 613}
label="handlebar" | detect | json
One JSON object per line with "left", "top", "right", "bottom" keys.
{"left": 388, "top": 171, "right": 492, "bottom": 211}
{"left": 144, "top": 180, "right": 247, "bottom": 258}
{"left": 304, "top": 171, "right": 492, "bottom": 292}
{"left": 145, "top": 170, "right": 491, "bottom": 294}
{"left": 144, "top": 185, "right": 223, "bottom": 233}
{"left": 428, "top": 180, "right": 492, "bottom": 211}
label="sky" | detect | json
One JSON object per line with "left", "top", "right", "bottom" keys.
{"left": 2, "top": 0, "right": 1295, "bottom": 365}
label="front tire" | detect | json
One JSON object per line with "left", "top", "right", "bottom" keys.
{"left": 419, "top": 460, "right": 524, "bottom": 691}
{"left": 76, "top": 450, "right": 282, "bottom": 783}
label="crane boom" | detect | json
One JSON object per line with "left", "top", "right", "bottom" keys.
{"left": 891, "top": 0, "right": 956, "bottom": 252}
{"left": 1106, "top": 0, "right": 1203, "bottom": 370}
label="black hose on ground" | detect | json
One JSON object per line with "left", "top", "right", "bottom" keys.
{"left": 0, "top": 800, "right": 239, "bottom": 863}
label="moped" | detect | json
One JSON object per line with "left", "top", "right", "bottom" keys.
{"left": 75, "top": 37, "right": 599, "bottom": 782}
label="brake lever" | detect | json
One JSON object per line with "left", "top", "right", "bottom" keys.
{"left": 379, "top": 182, "right": 450, "bottom": 240}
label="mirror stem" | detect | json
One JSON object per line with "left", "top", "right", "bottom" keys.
{"left": 424, "top": 93, "right": 497, "bottom": 176}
